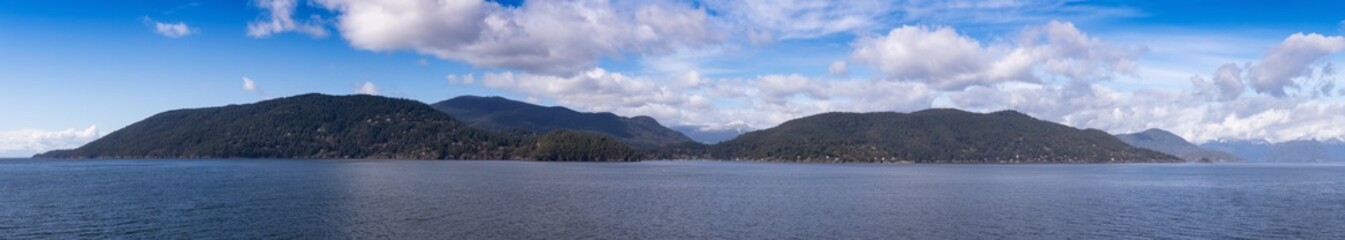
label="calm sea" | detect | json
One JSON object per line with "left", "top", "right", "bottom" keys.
{"left": 1, "top": 159, "right": 1342, "bottom": 239}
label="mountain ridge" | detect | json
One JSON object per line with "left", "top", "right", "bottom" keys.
{"left": 34, "top": 94, "right": 640, "bottom": 161}
{"left": 708, "top": 109, "right": 1180, "bottom": 163}
{"left": 431, "top": 95, "right": 694, "bottom": 149}
{"left": 1200, "top": 139, "right": 1345, "bottom": 162}
{"left": 1115, "top": 128, "right": 1243, "bottom": 163}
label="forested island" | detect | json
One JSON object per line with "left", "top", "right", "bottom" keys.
{"left": 37, "top": 93, "right": 1182, "bottom": 163}
{"left": 708, "top": 110, "right": 1178, "bottom": 163}
{"left": 34, "top": 94, "right": 640, "bottom": 161}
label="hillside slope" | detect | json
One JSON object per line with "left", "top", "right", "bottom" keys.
{"left": 1115, "top": 129, "right": 1243, "bottom": 163}
{"left": 710, "top": 109, "right": 1180, "bottom": 163}
{"left": 37, "top": 94, "right": 523, "bottom": 159}
{"left": 432, "top": 96, "right": 693, "bottom": 149}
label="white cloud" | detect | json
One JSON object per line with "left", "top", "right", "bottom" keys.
{"left": 852, "top": 25, "right": 1016, "bottom": 90}
{"left": 154, "top": 21, "right": 195, "bottom": 38}
{"left": 852, "top": 21, "right": 1141, "bottom": 91}
{"left": 1017, "top": 21, "right": 1145, "bottom": 84}
{"left": 852, "top": 29, "right": 1345, "bottom": 144}
{"left": 242, "top": 77, "right": 259, "bottom": 91}
{"left": 224, "top": 2, "right": 1345, "bottom": 145}
{"left": 143, "top": 17, "right": 196, "bottom": 38}
{"left": 457, "top": 56, "right": 1345, "bottom": 145}
{"left": 1187, "top": 33, "right": 1345, "bottom": 100}
{"left": 357, "top": 81, "right": 378, "bottom": 95}
{"left": 1191, "top": 63, "right": 1247, "bottom": 101}
{"left": 1246, "top": 33, "right": 1345, "bottom": 97}
{"left": 0, "top": 125, "right": 99, "bottom": 157}
{"left": 1211, "top": 63, "right": 1247, "bottom": 101}
{"left": 307, "top": 0, "right": 721, "bottom": 75}
{"left": 247, "top": 0, "right": 328, "bottom": 38}
{"left": 243, "top": 0, "right": 1141, "bottom": 77}
{"left": 828, "top": 60, "right": 847, "bottom": 77}
{"left": 947, "top": 76, "right": 1345, "bottom": 144}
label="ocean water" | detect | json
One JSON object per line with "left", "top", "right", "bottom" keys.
{"left": 1, "top": 159, "right": 1342, "bottom": 239}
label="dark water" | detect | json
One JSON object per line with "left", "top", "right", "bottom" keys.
{"left": 1, "top": 159, "right": 1343, "bottom": 239}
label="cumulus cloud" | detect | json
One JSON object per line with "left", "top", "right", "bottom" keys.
{"left": 357, "top": 81, "right": 378, "bottom": 95}
{"left": 1018, "top": 21, "right": 1145, "bottom": 84}
{"left": 1316, "top": 62, "right": 1337, "bottom": 97}
{"left": 245, "top": 0, "right": 1142, "bottom": 76}
{"left": 852, "top": 25, "right": 1018, "bottom": 90}
{"left": 247, "top": 0, "right": 328, "bottom": 38}
{"left": 242, "top": 77, "right": 259, "bottom": 91}
{"left": 829, "top": 60, "right": 848, "bottom": 77}
{"left": 305, "top": 0, "right": 721, "bottom": 75}
{"left": 228, "top": 2, "right": 1341, "bottom": 144}
{"left": 1211, "top": 63, "right": 1248, "bottom": 101}
{"left": 142, "top": 17, "right": 195, "bottom": 38}
{"left": 852, "top": 21, "right": 1142, "bottom": 91}
{"left": 0, "top": 125, "right": 99, "bottom": 157}
{"left": 154, "top": 22, "right": 195, "bottom": 38}
{"left": 948, "top": 73, "right": 1345, "bottom": 144}
{"left": 241, "top": 77, "right": 267, "bottom": 96}
{"left": 1192, "top": 33, "right": 1345, "bottom": 100}
{"left": 1191, "top": 63, "right": 1247, "bottom": 101}
{"left": 1246, "top": 33, "right": 1345, "bottom": 97}
{"left": 457, "top": 62, "right": 1345, "bottom": 145}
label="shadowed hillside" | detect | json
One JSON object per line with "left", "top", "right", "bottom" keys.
{"left": 710, "top": 109, "right": 1180, "bottom": 163}
{"left": 35, "top": 94, "right": 638, "bottom": 161}
{"left": 432, "top": 96, "right": 694, "bottom": 149}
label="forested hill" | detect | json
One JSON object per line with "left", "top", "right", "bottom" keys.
{"left": 34, "top": 94, "right": 639, "bottom": 161}
{"left": 1115, "top": 129, "right": 1243, "bottom": 163}
{"left": 709, "top": 109, "right": 1181, "bottom": 163}
{"left": 431, "top": 95, "right": 694, "bottom": 149}
{"left": 36, "top": 94, "right": 518, "bottom": 159}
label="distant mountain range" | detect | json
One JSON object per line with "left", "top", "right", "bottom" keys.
{"left": 708, "top": 109, "right": 1179, "bottom": 163}
{"left": 1115, "top": 129, "right": 1243, "bottom": 163}
{"left": 431, "top": 96, "right": 693, "bottom": 149}
{"left": 34, "top": 93, "right": 1229, "bottom": 163}
{"left": 671, "top": 124, "right": 752, "bottom": 144}
{"left": 1201, "top": 139, "right": 1345, "bottom": 163}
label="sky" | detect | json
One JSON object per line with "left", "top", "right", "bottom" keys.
{"left": 3, "top": 0, "right": 1345, "bottom": 157}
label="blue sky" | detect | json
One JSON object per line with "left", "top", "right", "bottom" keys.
{"left": 3, "top": 0, "right": 1345, "bottom": 157}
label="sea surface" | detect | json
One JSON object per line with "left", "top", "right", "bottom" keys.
{"left": 1, "top": 159, "right": 1343, "bottom": 239}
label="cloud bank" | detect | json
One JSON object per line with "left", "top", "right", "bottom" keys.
{"left": 0, "top": 125, "right": 99, "bottom": 157}
{"left": 295, "top": 0, "right": 722, "bottom": 75}
{"left": 851, "top": 21, "right": 1143, "bottom": 91}
{"left": 450, "top": 21, "right": 1345, "bottom": 143}
{"left": 243, "top": 1, "right": 1345, "bottom": 144}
